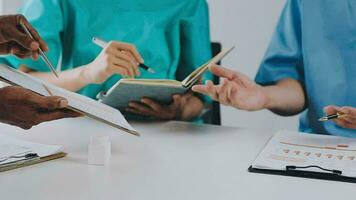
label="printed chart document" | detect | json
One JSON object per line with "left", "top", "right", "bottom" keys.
{"left": 0, "top": 64, "right": 139, "bottom": 136}
{"left": 250, "top": 130, "right": 356, "bottom": 179}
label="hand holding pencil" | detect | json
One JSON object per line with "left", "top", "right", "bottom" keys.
{"left": 322, "top": 106, "right": 356, "bottom": 129}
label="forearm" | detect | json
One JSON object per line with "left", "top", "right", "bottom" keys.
{"left": 21, "top": 65, "right": 91, "bottom": 92}
{"left": 180, "top": 93, "right": 204, "bottom": 121}
{"left": 262, "top": 78, "right": 306, "bottom": 116}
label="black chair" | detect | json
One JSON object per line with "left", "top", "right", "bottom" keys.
{"left": 202, "top": 42, "right": 222, "bottom": 125}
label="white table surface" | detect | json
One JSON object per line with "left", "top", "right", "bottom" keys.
{"left": 0, "top": 118, "right": 355, "bottom": 200}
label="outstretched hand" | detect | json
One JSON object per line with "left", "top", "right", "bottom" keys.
{"left": 192, "top": 64, "right": 269, "bottom": 111}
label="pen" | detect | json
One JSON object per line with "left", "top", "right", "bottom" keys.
{"left": 20, "top": 23, "right": 59, "bottom": 78}
{"left": 319, "top": 112, "right": 346, "bottom": 122}
{"left": 92, "top": 37, "right": 155, "bottom": 73}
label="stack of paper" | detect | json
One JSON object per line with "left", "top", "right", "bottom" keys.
{"left": 0, "top": 134, "right": 63, "bottom": 166}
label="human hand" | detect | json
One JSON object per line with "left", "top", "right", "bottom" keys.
{"left": 0, "top": 86, "right": 82, "bottom": 130}
{"left": 323, "top": 106, "right": 356, "bottom": 129}
{"left": 82, "top": 41, "right": 144, "bottom": 84}
{"left": 192, "top": 64, "right": 269, "bottom": 111}
{"left": 0, "top": 14, "right": 48, "bottom": 59}
{"left": 126, "top": 94, "right": 188, "bottom": 120}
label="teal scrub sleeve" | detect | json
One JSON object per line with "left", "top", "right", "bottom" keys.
{"left": 175, "top": 0, "right": 213, "bottom": 103}
{"left": 0, "top": 0, "right": 64, "bottom": 72}
{"left": 255, "top": 0, "right": 305, "bottom": 86}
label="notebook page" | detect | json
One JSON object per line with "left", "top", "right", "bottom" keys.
{"left": 0, "top": 64, "right": 137, "bottom": 136}
{"left": 252, "top": 130, "right": 356, "bottom": 177}
{"left": 181, "top": 46, "right": 235, "bottom": 88}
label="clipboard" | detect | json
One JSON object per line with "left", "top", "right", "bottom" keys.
{"left": 248, "top": 130, "right": 356, "bottom": 184}
{"left": 0, "top": 152, "right": 66, "bottom": 173}
{"left": 248, "top": 165, "right": 356, "bottom": 184}
{"left": 0, "top": 66, "right": 139, "bottom": 137}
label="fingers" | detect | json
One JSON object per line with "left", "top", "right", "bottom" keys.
{"left": 107, "top": 56, "right": 135, "bottom": 77}
{"left": 126, "top": 96, "right": 182, "bottom": 120}
{"left": 0, "top": 39, "right": 34, "bottom": 58}
{"left": 217, "top": 79, "right": 232, "bottom": 105}
{"left": 121, "top": 51, "right": 140, "bottom": 76}
{"left": 108, "top": 64, "right": 132, "bottom": 78}
{"left": 126, "top": 102, "right": 156, "bottom": 117}
{"left": 339, "top": 106, "right": 356, "bottom": 126}
{"left": 210, "top": 64, "right": 251, "bottom": 84}
{"left": 323, "top": 105, "right": 356, "bottom": 129}
{"left": 37, "top": 109, "right": 82, "bottom": 123}
{"left": 209, "top": 64, "right": 236, "bottom": 80}
{"left": 340, "top": 106, "right": 356, "bottom": 117}
{"left": 17, "top": 15, "right": 48, "bottom": 51}
{"left": 8, "top": 25, "right": 39, "bottom": 51}
{"left": 172, "top": 95, "right": 182, "bottom": 108}
{"left": 141, "top": 98, "right": 162, "bottom": 112}
{"left": 106, "top": 45, "right": 140, "bottom": 77}
{"left": 333, "top": 118, "right": 356, "bottom": 129}
{"left": 323, "top": 105, "right": 339, "bottom": 115}
{"left": 205, "top": 80, "right": 219, "bottom": 101}
{"left": 111, "top": 41, "right": 144, "bottom": 64}
{"left": 31, "top": 96, "right": 69, "bottom": 110}
{"left": 192, "top": 84, "right": 211, "bottom": 95}
{"left": 10, "top": 44, "right": 34, "bottom": 59}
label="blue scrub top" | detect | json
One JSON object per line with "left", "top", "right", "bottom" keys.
{"left": 256, "top": 0, "right": 356, "bottom": 137}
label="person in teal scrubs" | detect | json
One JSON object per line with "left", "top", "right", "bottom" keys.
{"left": 0, "top": 0, "right": 212, "bottom": 122}
{"left": 193, "top": 0, "right": 356, "bottom": 136}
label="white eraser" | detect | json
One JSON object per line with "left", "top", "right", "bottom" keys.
{"left": 88, "top": 136, "right": 111, "bottom": 166}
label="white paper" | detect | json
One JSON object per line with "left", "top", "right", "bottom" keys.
{"left": 252, "top": 130, "right": 356, "bottom": 177}
{"left": 0, "top": 64, "right": 136, "bottom": 135}
{"left": 0, "top": 134, "right": 63, "bottom": 165}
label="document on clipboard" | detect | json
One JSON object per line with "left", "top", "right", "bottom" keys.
{"left": 249, "top": 130, "right": 356, "bottom": 183}
{"left": 0, "top": 64, "right": 139, "bottom": 136}
{"left": 0, "top": 134, "right": 66, "bottom": 173}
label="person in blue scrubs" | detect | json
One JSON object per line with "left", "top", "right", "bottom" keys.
{"left": 193, "top": 0, "right": 356, "bottom": 136}
{"left": 1, "top": 0, "right": 212, "bottom": 122}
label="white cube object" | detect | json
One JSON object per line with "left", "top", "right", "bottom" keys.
{"left": 88, "top": 136, "right": 111, "bottom": 166}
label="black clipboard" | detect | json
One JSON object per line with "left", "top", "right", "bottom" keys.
{"left": 248, "top": 165, "right": 356, "bottom": 184}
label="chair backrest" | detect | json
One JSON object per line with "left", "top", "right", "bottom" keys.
{"left": 202, "top": 42, "right": 222, "bottom": 125}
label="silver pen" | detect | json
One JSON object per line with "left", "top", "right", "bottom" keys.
{"left": 20, "top": 23, "right": 59, "bottom": 78}
{"left": 92, "top": 37, "right": 156, "bottom": 73}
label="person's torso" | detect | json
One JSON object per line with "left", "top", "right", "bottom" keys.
{"left": 299, "top": 0, "right": 356, "bottom": 136}
{"left": 60, "top": 0, "right": 204, "bottom": 98}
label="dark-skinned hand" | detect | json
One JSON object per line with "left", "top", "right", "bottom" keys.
{"left": 126, "top": 94, "right": 187, "bottom": 120}
{"left": 0, "top": 14, "right": 48, "bottom": 60}
{"left": 0, "top": 86, "right": 82, "bottom": 130}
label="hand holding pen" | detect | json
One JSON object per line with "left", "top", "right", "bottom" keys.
{"left": 81, "top": 39, "right": 147, "bottom": 83}
{"left": 92, "top": 37, "right": 155, "bottom": 74}
{"left": 0, "top": 15, "right": 48, "bottom": 60}
{"left": 320, "top": 106, "right": 356, "bottom": 129}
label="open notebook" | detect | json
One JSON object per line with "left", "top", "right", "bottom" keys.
{"left": 0, "top": 134, "right": 65, "bottom": 173}
{"left": 99, "top": 47, "right": 235, "bottom": 111}
{"left": 249, "top": 130, "right": 356, "bottom": 183}
{"left": 0, "top": 64, "right": 139, "bottom": 136}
